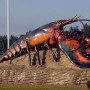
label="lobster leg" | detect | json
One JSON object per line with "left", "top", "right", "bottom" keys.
{"left": 10, "top": 49, "right": 22, "bottom": 64}
{"left": 34, "top": 46, "right": 41, "bottom": 65}
{"left": 9, "top": 44, "right": 21, "bottom": 64}
{"left": 26, "top": 41, "right": 31, "bottom": 65}
{"left": 45, "top": 42, "right": 57, "bottom": 61}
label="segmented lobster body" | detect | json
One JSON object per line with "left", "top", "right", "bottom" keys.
{"left": 0, "top": 22, "right": 59, "bottom": 62}
{"left": 0, "top": 16, "right": 90, "bottom": 68}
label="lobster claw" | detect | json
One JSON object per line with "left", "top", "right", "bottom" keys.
{"left": 58, "top": 36, "right": 90, "bottom": 68}
{"left": 86, "top": 47, "right": 90, "bottom": 55}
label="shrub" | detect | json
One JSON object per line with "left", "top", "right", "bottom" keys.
{"left": 87, "top": 81, "right": 90, "bottom": 89}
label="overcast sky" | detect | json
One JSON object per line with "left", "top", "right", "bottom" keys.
{"left": 0, "top": 0, "right": 90, "bottom": 36}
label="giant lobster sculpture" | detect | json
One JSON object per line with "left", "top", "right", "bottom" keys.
{"left": 0, "top": 16, "right": 90, "bottom": 68}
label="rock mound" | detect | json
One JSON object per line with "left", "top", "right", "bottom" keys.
{"left": 0, "top": 48, "right": 90, "bottom": 85}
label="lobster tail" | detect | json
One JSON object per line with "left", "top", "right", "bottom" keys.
{"left": 58, "top": 36, "right": 90, "bottom": 68}
{"left": 0, "top": 57, "right": 6, "bottom": 63}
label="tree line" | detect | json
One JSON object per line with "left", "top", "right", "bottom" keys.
{"left": 0, "top": 35, "right": 18, "bottom": 54}
{"left": 0, "top": 24, "right": 90, "bottom": 54}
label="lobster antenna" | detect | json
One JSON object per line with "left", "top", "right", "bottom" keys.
{"left": 76, "top": 16, "right": 81, "bottom": 19}
{"left": 62, "top": 26, "right": 66, "bottom": 32}
{"left": 62, "top": 18, "right": 86, "bottom": 44}
{"left": 80, "top": 19, "right": 90, "bottom": 22}
{"left": 72, "top": 15, "right": 77, "bottom": 19}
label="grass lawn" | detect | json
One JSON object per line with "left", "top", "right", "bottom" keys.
{"left": 0, "top": 86, "right": 88, "bottom": 90}
{"left": 0, "top": 55, "right": 2, "bottom": 58}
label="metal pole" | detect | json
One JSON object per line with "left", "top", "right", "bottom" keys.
{"left": 7, "top": 0, "right": 10, "bottom": 49}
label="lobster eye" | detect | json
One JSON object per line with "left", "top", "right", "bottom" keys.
{"left": 54, "top": 23, "right": 60, "bottom": 28}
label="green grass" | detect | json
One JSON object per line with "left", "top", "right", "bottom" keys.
{"left": 0, "top": 55, "right": 2, "bottom": 58}
{"left": 0, "top": 86, "right": 88, "bottom": 90}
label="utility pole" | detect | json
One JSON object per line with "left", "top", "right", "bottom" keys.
{"left": 7, "top": 0, "right": 10, "bottom": 49}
